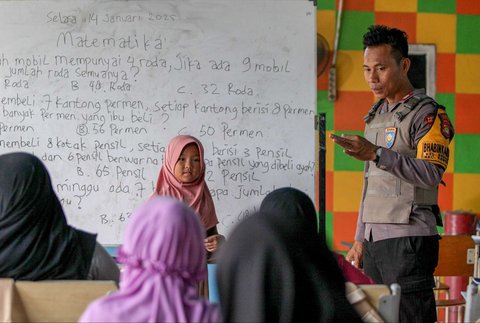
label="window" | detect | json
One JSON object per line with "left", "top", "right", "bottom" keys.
{"left": 408, "top": 44, "right": 436, "bottom": 98}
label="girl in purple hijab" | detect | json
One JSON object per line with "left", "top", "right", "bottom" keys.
{"left": 79, "top": 197, "right": 221, "bottom": 323}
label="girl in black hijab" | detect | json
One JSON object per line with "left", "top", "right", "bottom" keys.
{"left": 216, "top": 188, "right": 361, "bottom": 322}
{"left": 0, "top": 152, "right": 119, "bottom": 281}
{"left": 260, "top": 187, "right": 374, "bottom": 285}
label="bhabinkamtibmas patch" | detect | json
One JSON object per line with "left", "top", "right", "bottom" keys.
{"left": 417, "top": 109, "right": 453, "bottom": 170}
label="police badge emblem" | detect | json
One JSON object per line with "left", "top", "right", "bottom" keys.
{"left": 385, "top": 127, "right": 397, "bottom": 148}
{"left": 439, "top": 113, "right": 453, "bottom": 139}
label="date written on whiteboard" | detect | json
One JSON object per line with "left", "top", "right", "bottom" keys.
{"left": 46, "top": 11, "right": 176, "bottom": 26}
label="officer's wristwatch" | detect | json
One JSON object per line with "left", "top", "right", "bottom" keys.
{"left": 373, "top": 146, "right": 382, "bottom": 164}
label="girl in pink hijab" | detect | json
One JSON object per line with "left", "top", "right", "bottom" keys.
{"left": 79, "top": 197, "right": 221, "bottom": 323}
{"left": 153, "top": 135, "right": 224, "bottom": 256}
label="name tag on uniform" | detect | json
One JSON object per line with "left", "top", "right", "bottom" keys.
{"left": 385, "top": 127, "right": 397, "bottom": 148}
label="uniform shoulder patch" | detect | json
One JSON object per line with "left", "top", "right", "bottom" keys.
{"left": 417, "top": 110, "right": 453, "bottom": 170}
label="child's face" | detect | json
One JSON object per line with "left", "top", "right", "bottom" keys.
{"left": 174, "top": 143, "right": 201, "bottom": 183}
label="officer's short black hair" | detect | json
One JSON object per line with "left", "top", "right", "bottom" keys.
{"left": 362, "top": 25, "right": 409, "bottom": 64}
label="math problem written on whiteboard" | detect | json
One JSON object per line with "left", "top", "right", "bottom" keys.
{"left": 0, "top": 0, "right": 316, "bottom": 244}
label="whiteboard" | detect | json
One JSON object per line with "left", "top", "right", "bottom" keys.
{"left": 0, "top": 0, "right": 316, "bottom": 244}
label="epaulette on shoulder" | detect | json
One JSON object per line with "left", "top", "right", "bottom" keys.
{"left": 364, "top": 99, "right": 384, "bottom": 123}
{"left": 394, "top": 93, "right": 434, "bottom": 121}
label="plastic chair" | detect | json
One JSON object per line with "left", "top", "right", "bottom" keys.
{"left": 345, "top": 282, "right": 401, "bottom": 322}
{"left": 464, "top": 279, "right": 480, "bottom": 323}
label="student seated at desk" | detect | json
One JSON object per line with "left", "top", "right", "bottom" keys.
{"left": 0, "top": 152, "right": 119, "bottom": 282}
{"left": 216, "top": 207, "right": 361, "bottom": 322}
{"left": 260, "top": 187, "right": 374, "bottom": 285}
{"left": 80, "top": 197, "right": 221, "bottom": 323}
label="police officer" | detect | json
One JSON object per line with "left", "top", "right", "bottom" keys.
{"left": 330, "top": 25, "right": 454, "bottom": 323}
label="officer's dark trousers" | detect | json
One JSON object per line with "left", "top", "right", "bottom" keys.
{"left": 363, "top": 235, "right": 439, "bottom": 323}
